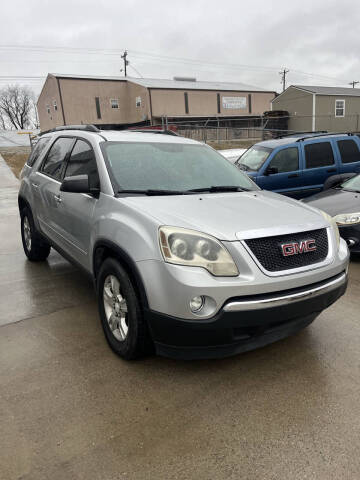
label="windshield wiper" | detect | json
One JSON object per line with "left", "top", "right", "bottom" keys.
{"left": 116, "top": 189, "right": 186, "bottom": 196}
{"left": 187, "top": 185, "right": 251, "bottom": 193}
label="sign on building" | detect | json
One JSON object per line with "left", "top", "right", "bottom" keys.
{"left": 222, "top": 96, "right": 247, "bottom": 109}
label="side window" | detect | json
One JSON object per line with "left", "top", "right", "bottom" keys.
{"left": 337, "top": 140, "right": 360, "bottom": 164}
{"left": 64, "top": 139, "right": 100, "bottom": 189}
{"left": 27, "top": 137, "right": 51, "bottom": 167}
{"left": 41, "top": 137, "right": 74, "bottom": 180}
{"left": 268, "top": 147, "right": 299, "bottom": 173}
{"left": 305, "top": 142, "right": 335, "bottom": 169}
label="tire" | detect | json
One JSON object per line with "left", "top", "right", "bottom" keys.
{"left": 97, "top": 257, "right": 152, "bottom": 360}
{"left": 20, "top": 207, "right": 51, "bottom": 261}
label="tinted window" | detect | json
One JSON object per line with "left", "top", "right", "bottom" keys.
{"left": 269, "top": 147, "right": 299, "bottom": 173}
{"left": 27, "top": 137, "right": 51, "bottom": 167}
{"left": 338, "top": 140, "right": 360, "bottom": 164}
{"left": 41, "top": 137, "right": 73, "bottom": 180}
{"left": 64, "top": 139, "right": 100, "bottom": 189}
{"left": 305, "top": 142, "right": 334, "bottom": 168}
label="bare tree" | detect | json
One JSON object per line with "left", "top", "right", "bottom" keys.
{"left": 0, "top": 85, "right": 35, "bottom": 130}
{"left": 0, "top": 111, "right": 6, "bottom": 130}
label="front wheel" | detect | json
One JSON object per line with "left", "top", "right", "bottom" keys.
{"left": 97, "top": 258, "right": 152, "bottom": 360}
{"left": 20, "top": 207, "right": 51, "bottom": 261}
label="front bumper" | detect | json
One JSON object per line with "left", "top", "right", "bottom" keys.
{"left": 339, "top": 224, "right": 360, "bottom": 253}
{"left": 145, "top": 271, "right": 347, "bottom": 360}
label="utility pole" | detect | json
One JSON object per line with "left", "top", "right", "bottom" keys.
{"left": 349, "top": 80, "right": 359, "bottom": 88}
{"left": 279, "top": 68, "right": 289, "bottom": 92}
{"left": 121, "top": 50, "right": 128, "bottom": 77}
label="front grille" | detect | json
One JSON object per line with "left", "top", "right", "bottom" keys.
{"left": 244, "top": 228, "right": 328, "bottom": 272}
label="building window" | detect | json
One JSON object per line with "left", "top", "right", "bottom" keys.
{"left": 335, "top": 99, "right": 345, "bottom": 117}
{"left": 136, "top": 96, "right": 141, "bottom": 107}
{"left": 53, "top": 100, "right": 58, "bottom": 111}
{"left": 46, "top": 105, "right": 50, "bottom": 114}
{"left": 184, "top": 92, "right": 189, "bottom": 114}
{"left": 248, "top": 94, "right": 252, "bottom": 114}
{"left": 110, "top": 98, "right": 119, "bottom": 109}
{"left": 95, "top": 97, "right": 101, "bottom": 119}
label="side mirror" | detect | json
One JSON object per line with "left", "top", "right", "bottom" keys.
{"left": 60, "top": 174, "right": 92, "bottom": 194}
{"left": 265, "top": 166, "right": 279, "bottom": 176}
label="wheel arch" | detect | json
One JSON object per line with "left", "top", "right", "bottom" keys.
{"left": 18, "top": 194, "right": 31, "bottom": 213}
{"left": 93, "top": 239, "right": 149, "bottom": 309}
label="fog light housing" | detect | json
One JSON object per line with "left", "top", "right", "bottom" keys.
{"left": 190, "top": 296, "right": 204, "bottom": 312}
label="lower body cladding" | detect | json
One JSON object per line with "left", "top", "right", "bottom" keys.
{"left": 145, "top": 272, "right": 347, "bottom": 359}
{"left": 339, "top": 224, "right": 360, "bottom": 253}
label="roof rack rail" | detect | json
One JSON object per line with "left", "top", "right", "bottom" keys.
{"left": 278, "top": 130, "right": 327, "bottom": 139}
{"left": 296, "top": 132, "right": 354, "bottom": 142}
{"left": 39, "top": 124, "right": 100, "bottom": 135}
{"left": 127, "top": 128, "right": 179, "bottom": 136}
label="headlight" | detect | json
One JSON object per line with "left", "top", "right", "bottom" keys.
{"left": 333, "top": 212, "right": 360, "bottom": 226}
{"left": 320, "top": 210, "right": 340, "bottom": 247}
{"left": 159, "top": 226, "right": 239, "bottom": 277}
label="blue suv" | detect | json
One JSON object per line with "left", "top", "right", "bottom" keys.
{"left": 235, "top": 133, "right": 360, "bottom": 198}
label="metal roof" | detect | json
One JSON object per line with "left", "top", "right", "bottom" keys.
{"left": 50, "top": 73, "right": 272, "bottom": 92}
{"left": 126, "top": 77, "right": 271, "bottom": 92}
{"left": 293, "top": 85, "right": 360, "bottom": 96}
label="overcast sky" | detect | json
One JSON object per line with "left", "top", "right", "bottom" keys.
{"left": 1, "top": 0, "right": 359, "bottom": 94}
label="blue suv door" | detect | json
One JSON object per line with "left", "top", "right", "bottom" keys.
{"left": 256, "top": 145, "right": 303, "bottom": 198}
{"left": 300, "top": 139, "right": 339, "bottom": 196}
{"left": 334, "top": 137, "right": 360, "bottom": 175}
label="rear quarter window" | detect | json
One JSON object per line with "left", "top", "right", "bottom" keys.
{"left": 26, "top": 137, "right": 51, "bottom": 167}
{"left": 337, "top": 139, "right": 360, "bottom": 164}
{"left": 305, "top": 142, "right": 335, "bottom": 168}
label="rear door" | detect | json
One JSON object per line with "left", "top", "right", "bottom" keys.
{"left": 335, "top": 138, "right": 360, "bottom": 174}
{"left": 32, "top": 136, "right": 75, "bottom": 245}
{"left": 301, "top": 140, "right": 339, "bottom": 196}
{"left": 256, "top": 146, "right": 303, "bottom": 197}
{"left": 55, "top": 138, "right": 100, "bottom": 268}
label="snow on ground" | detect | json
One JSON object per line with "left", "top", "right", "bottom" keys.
{"left": 0, "top": 130, "right": 39, "bottom": 147}
{"left": 218, "top": 148, "right": 246, "bottom": 163}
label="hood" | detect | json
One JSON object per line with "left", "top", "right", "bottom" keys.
{"left": 122, "top": 190, "right": 328, "bottom": 241}
{"left": 303, "top": 188, "right": 360, "bottom": 216}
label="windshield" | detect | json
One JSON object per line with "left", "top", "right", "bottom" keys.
{"left": 236, "top": 146, "right": 272, "bottom": 171}
{"left": 101, "top": 141, "right": 258, "bottom": 193}
{"left": 341, "top": 174, "right": 360, "bottom": 192}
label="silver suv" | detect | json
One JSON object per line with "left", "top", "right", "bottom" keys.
{"left": 19, "top": 126, "right": 349, "bottom": 360}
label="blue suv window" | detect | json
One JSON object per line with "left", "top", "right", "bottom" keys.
{"left": 337, "top": 139, "right": 360, "bottom": 164}
{"left": 268, "top": 148, "right": 299, "bottom": 173}
{"left": 305, "top": 142, "right": 334, "bottom": 168}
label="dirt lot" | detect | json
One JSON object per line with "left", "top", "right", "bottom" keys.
{"left": 0, "top": 146, "right": 31, "bottom": 178}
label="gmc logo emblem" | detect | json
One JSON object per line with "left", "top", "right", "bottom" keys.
{"left": 281, "top": 239, "right": 316, "bottom": 257}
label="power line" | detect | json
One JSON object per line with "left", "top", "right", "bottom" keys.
{"left": 349, "top": 80, "right": 359, "bottom": 88}
{"left": 0, "top": 43, "right": 351, "bottom": 84}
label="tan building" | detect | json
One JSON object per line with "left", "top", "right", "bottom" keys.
{"left": 37, "top": 74, "right": 276, "bottom": 131}
{"left": 272, "top": 85, "right": 360, "bottom": 133}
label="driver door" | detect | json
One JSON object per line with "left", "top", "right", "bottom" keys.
{"left": 55, "top": 139, "right": 100, "bottom": 269}
{"left": 257, "top": 146, "right": 303, "bottom": 198}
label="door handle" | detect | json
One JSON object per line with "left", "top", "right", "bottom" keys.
{"left": 31, "top": 182, "right": 39, "bottom": 188}
{"left": 327, "top": 168, "right": 336, "bottom": 173}
{"left": 54, "top": 194, "right": 62, "bottom": 204}
{"left": 288, "top": 173, "right": 299, "bottom": 178}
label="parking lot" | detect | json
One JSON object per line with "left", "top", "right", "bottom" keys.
{"left": 1, "top": 154, "right": 360, "bottom": 480}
